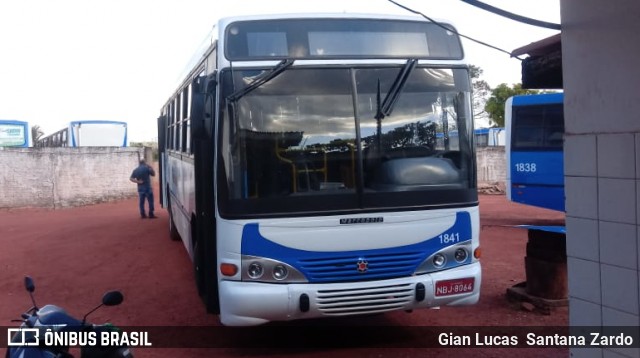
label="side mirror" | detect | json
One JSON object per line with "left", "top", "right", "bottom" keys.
{"left": 24, "top": 276, "right": 35, "bottom": 293}
{"left": 102, "top": 291, "right": 124, "bottom": 306}
{"left": 191, "top": 74, "right": 217, "bottom": 141}
{"left": 82, "top": 290, "right": 124, "bottom": 325}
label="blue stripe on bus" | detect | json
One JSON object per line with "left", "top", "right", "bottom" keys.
{"left": 512, "top": 93, "right": 563, "bottom": 106}
{"left": 240, "top": 211, "right": 472, "bottom": 283}
{"left": 516, "top": 225, "right": 566, "bottom": 234}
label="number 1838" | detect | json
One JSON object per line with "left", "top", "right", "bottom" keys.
{"left": 515, "top": 162, "right": 537, "bottom": 172}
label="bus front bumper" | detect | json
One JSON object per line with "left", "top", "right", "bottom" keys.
{"left": 218, "top": 261, "right": 481, "bottom": 326}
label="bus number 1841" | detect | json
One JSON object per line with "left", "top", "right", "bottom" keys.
{"left": 439, "top": 232, "right": 460, "bottom": 244}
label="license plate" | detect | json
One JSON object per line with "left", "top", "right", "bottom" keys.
{"left": 435, "top": 277, "right": 475, "bottom": 297}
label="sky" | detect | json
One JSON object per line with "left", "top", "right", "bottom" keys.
{"left": 0, "top": 0, "right": 560, "bottom": 142}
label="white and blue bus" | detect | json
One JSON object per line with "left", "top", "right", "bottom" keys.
{"left": 36, "top": 120, "right": 128, "bottom": 147}
{"left": 158, "top": 13, "right": 481, "bottom": 326}
{"left": 0, "top": 120, "right": 30, "bottom": 147}
{"left": 505, "top": 93, "right": 564, "bottom": 212}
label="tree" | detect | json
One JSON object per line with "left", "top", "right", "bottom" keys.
{"left": 484, "top": 83, "right": 539, "bottom": 127}
{"left": 31, "top": 125, "right": 44, "bottom": 143}
{"left": 470, "top": 65, "right": 491, "bottom": 126}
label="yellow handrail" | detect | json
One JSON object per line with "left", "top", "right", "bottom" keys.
{"left": 275, "top": 143, "right": 329, "bottom": 192}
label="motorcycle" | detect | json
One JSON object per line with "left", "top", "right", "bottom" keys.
{"left": 6, "top": 276, "right": 133, "bottom": 358}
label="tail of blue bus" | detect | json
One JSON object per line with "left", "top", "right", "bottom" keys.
{"left": 36, "top": 120, "right": 128, "bottom": 147}
{"left": 0, "top": 120, "right": 30, "bottom": 148}
{"left": 505, "top": 93, "right": 564, "bottom": 212}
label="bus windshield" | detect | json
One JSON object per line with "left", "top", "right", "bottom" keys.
{"left": 219, "top": 65, "right": 475, "bottom": 217}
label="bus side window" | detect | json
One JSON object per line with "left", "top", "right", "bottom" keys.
{"left": 547, "top": 131, "right": 563, "bottom": 147}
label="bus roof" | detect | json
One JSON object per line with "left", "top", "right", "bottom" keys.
{"left": 69, "top": 120, "right": 127, "bottom": 126}
{"left": 218, "top": 12, "right": 453, "bottom": 25}
{"left": 512, "top": 92, "right": 563, "bottom": 106}
{"left": 0, "top": 119, "right": 28, "bottom": 125}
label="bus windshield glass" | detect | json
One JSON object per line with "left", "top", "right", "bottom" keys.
{"left": 219, "top": 66, "right": 474, "bottom": 217}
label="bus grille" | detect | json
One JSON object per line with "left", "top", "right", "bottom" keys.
{"left": 317, "top": 283, "right": 414, "bottom": 315}
{"left": 297, "top": 252, "right": 423, "bottom": 283}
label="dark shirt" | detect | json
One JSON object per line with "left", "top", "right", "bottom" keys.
{"left": 130, "top": 164, "right": 155, "bottom": 189}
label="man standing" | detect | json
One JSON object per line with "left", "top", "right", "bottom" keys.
{"left": 130, "top": 158, "right": 156, "bottom": 219}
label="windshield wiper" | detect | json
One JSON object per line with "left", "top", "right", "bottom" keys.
{"left": 226, "top": 59, "right": 295, "bottom": 103}
{"left": 378, "top": 58, "right": 417, "bottom": 119}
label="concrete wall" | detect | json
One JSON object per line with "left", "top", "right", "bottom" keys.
{"left": 0, "top": 147, "right": 151, "bottom": 209}
{"left": 476, "top": 146, "right": 506, "bottom": 193}
{"left": 561, "top": 0, "right": 640, "bottom": 356}
{"left": 0, "top": 146, "right": 504, "bottom": 209}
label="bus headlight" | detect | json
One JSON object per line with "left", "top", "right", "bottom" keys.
{"left": 247, "top": 262, "right": 264, "bottom": 279}
{"left": 454, "top": 248, "right": 468, "bottom": 262}
{"left": 241, "top": 255, "right": 308, "bottom": 283}
{"left": 433, "top": 254, "right": 446, "bottom": 268}
{"left": 273, "top": 265, "right": 288, "bottom": 280}
{"left": 414, "top": 241, "right": 473, "bottom": 274}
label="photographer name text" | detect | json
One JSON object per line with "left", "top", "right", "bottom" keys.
{"left": 439, "top": 332, "right": 634, "bottom": 347}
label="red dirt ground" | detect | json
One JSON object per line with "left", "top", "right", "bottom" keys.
{"left": 1, "top": 193, "right": 567, "bottom": 357}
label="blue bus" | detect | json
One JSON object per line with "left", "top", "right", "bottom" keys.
{"left": 158, "top": 13, "right": 481, "bottom": 326}
{"left": 36, "top": 120, "right": 128, "bottom": 147}
{"left": 436, "top": 127, "right": 504, "bottom": 149}
{"left": 505, "top": 93, "right": 564, "bottom": 212}
{"left": 0, "top": 120, "right": 30, "bottom": 147}
{"left": 474, "top": 127, "right": 505, "bottom": 146}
